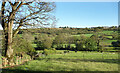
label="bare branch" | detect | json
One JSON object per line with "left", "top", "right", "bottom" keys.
{"left": 13, "top": 24, "right": 22, "bottom": 37}
{"left": 22, "top": 2, "right": 33, "bottom": 5}
{"left": 8, "top": 1, "right": 14, "bottom": 8}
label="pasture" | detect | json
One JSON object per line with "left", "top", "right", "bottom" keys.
{"left": 2, "top": 51, "right": 119, "bottom": 72}
{"left": 72, "top": 34, "right": 93, "bottom": 37}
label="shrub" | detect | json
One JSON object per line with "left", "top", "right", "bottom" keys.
{"left": 43, "top": 48, "right": 56, "bottom": 55}
{"left": 64, "top": 50, "right": 69, "bottom": 53}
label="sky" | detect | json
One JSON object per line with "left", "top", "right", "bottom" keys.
{"left": 55, "top": 2, "right": 118, "bottom": 28}
{"left": 0, "top": 2, "right": 118, "bottom": 29}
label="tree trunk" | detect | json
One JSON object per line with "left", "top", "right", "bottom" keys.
{"left": 1, "top": 2, "right": 17, "bottom": 63}
{"left": 4, "top": 15, "right": 14, "bottom": 63}
{"left": 6, "top": 21, "right": 13, "bottom": 59}
{"left": 3, "top": 27, "right": 8, "bottom": 56}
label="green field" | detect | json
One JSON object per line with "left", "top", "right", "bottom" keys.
{"left": 102, "top": 40, "right": 117, "bottom": 44}
{"left": 99, "top": 31, "right": 115, "bottom": 34}
{"left": 100, "top": 40, "right": 117, "bottom": 46}
{"left": 104, "top": 36, "right": 113, "bottom": 39}
{"left": 3, "top": 51, "right": 119, "bottom": 72}
{"left": 72, "top": 34, "right": 93, "bottom": 37}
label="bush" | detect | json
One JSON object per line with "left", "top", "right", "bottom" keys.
{"left": 42, "top": 48, "right": 56, "bottom": 55}
{"left": 64, "top": 50, "right": 69, "bottom": 53}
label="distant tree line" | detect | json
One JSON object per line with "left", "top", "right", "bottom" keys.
{"left": 16, "top": 26, "right": 118, "bottom": 36}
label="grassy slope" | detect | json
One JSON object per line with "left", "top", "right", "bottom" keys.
{"left": 4, "top": 51, "right": 118, "bottom": 72}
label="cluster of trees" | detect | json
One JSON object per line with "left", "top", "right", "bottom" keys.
{"left": 35, "top": 33, "right": 73, "bottom": 50}
{"left": 18, "top": 26, "right": 118, "bottom": 39}
{"left": 35, "top": 34, "right": 53, "bottom": 50}
{"left": 17, "top": 27, "right": 97, "bottom": 36}
{"left": 75, "top": 38, "right": 97, "bottom": 51}
{"left": 34, "top": 33, "right": 104, "bottom": 52}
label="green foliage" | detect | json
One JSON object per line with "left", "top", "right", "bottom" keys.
{"left": 97, "top": 45, "right": 103, "bottom": 52}
{"left": 76, "top": 41, "right": 85, "bottom": 51}
{"left": 90, "top": 34, "right": 99, "bottom": 41}
{"left": 22, "top": 32, "right": 34, "bottom": 43}
{"left": 2, "top": 54, "right": 31, "bottom": 67}
{"left": 75, "top": 37, "right": 97, "bottom": 51}
{"left": 64, "top": 50, "right": 69, "bottom": 53}
{"left": 36, "top": 41, "right": 45, "bottom": 50}
{"left": 53, "top": 33, "right": 71, "bottom": 44}
{"left": 43, "top": 48, "right": 56, "bottom": 55}
{"left": 36, "top": 34, "right": 53, "bottom": 49}
{"left": 112, "top": 41, "right": 120, "bottom": 47}
{"left": 13, "top": 54, "right": 31, "bottom": 61}
{"left": 112, "top": 34, "right": 118, "bottom": 40}
{"left": 12, "top": 35, "right": 35, "bottom": 55}
{"left": 85, "top": 38, "right": 97, "bottom": 51}
{"left": 99, "top": 34, "right": 106, "bottom": 40}
{"left": 53, "top": 33, "right": 75, "bottom": 49}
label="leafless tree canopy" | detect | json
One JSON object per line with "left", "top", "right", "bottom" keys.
{"left": 1, "top": 0, "right": 56, "bottom": 36}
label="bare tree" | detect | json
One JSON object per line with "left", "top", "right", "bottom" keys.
{"left": 0, "top": 0, "right": 56, "bottom": 61}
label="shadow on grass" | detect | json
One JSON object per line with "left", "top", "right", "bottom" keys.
{"left": 1, "top": 57, "right": 119, "bottom": 73}
{"left": 36, "top": 58, "right": 119, "bottom": 64}
{"left": 1, "top": 58, "right": 119, "bottom": 73}
{"left": 2, "top": 69, "right": 119, "bottom": 73}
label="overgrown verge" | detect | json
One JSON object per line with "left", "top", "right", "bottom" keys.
{"left": 1, "top": 54, "right": 31, "bottom": 68}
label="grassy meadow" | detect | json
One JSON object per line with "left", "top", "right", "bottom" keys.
{"left": 2, "top": 50, "right": 119, "bottom": 72}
